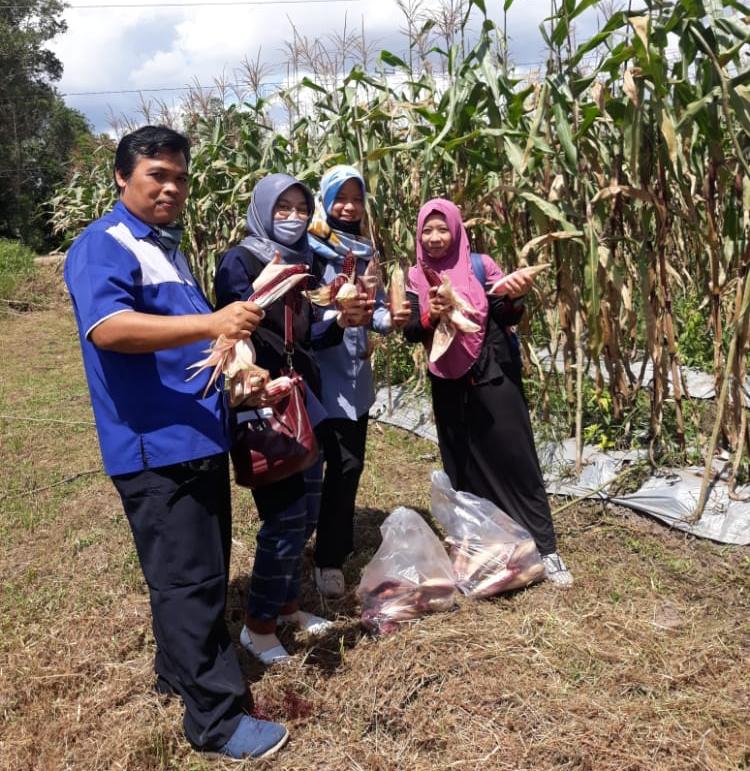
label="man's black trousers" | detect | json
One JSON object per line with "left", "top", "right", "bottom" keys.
{"left": 112, "top": 453, "right": 248, "bottom": 750}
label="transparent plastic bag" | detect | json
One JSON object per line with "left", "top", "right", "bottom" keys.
{"left": 431, "top": 471, "right": 544, "bottom": 598}
{"left": 357, "top": 507, "right": 457, "bottom": 635}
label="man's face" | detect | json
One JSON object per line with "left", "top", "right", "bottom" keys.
{"left": 115, "top": 150, "right": 189, "bottom": 226}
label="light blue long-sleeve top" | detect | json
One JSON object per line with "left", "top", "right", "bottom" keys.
{"left": 311, "top": 253, "right": 391, "bottom": 419}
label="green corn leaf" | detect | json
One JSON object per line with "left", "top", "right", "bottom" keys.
{"left": 714, "top": 15, "right": 750, "bottom": 42}
{"left": 504, "top": 137, "right": 525, "bottom": 176}
{"left": 379, "top": 50, "right": 409, "bottom": 69}
{"left": 568, "top": 13, "right": 627, "bottom": 66}
{"left": 573, "top": 104, "right": 601, "bottom": 140}
{"left": 731, "top": 69, "right": 750, "bottom": 88}
{"left": 729, "top": 85, "right": 750, "bottom": 136}
{"left": 675, "top": 90, "right": 718, "bottom": 129}
{"left": 520, "top": 191, "right": 576, "bottom": 229}
{"left": 553, "top": 0, "right": 611, "bottom": 46}
{"left": 366, "top": 139, "right": 427, "bottom": 162}
{"left": 552, "top": 102, "right": 578, "bottom": 167}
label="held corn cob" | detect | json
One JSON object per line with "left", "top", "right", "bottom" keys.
{"left": 388, "top": 264, "right": 407, "bottom": 311}
{"left": 419, "top": 262, "right": 481, "bottom": 363}
{"left": 227, "top": 363, "right": 270, "bottom": 408}
{"left": 305, "top": 250, "right": 356, "bottom": 306}
{"left": 489, "top": 263, "right": 551, "bottom": 296}
{"left": 186, "top": 255, "right": 309, "bottom": 397}
{"left": 357, "top": 252, "right": 381, "bottom": 302}
{"left": 306, "top": 250, "right": 374, "bottom": 326}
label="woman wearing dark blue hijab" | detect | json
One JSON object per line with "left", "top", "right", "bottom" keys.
{"left": 215, "top": 174, "right": 366, "bottom": 665}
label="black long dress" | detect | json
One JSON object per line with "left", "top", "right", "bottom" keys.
{"left": 403, "top": 291, "right": 557, "bottom": 555}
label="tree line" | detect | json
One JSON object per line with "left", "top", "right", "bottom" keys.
{"left": 0, "top": 0, "right": 94, "bottom": 250}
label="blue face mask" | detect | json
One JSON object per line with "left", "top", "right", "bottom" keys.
{"left": 273, "top": 217, "right": 307, "bottom": 246}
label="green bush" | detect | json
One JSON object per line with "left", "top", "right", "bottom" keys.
{"left": 674, "top": 294, "right": 728, "bottom": 373}
{"left": 0, "top": 239, "right": 37, "bottom": 303}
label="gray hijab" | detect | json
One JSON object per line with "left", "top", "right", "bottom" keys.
{"left": 241, "top": 173, "right": 315, "bottom": 265}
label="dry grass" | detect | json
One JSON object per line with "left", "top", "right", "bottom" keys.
{"left": 1, "top": 268, "right": 749, "bottom": 771}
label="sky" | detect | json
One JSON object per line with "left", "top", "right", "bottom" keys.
{"left": 49, "top": 0, "right": 612, "bottom": 133}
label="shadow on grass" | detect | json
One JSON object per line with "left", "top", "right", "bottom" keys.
{"left": 226, "top": 506, "right": 397, "bottom": 683}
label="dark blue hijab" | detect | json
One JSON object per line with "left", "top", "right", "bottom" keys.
{"left": 241, "top": 173, "right": 315, "bottom": 265}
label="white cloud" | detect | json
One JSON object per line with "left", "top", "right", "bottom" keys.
{"left": 130, "top": 48, "right": 191, "bottom": 84}
{"left": 49, "top": 0, "right": 605, "bottom": 132}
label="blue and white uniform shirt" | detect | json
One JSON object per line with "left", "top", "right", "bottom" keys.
{"left": 64, "top": 201, "right": 230, "bottom": 476}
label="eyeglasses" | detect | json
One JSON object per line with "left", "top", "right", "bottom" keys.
{"left": 274, "top": 202, "right": 310, "bottom": 218}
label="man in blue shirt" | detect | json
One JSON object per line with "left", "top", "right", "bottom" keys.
{"left": 64, "top": 125, "right": 288, "bottom": 761}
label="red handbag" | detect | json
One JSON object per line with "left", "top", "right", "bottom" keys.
{"left": 230, "top": 293, "right": 319, "bottom": 489}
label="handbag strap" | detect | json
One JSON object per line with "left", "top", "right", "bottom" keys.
{"left": 284, "top": 291, "right": 295, "bottom": 372}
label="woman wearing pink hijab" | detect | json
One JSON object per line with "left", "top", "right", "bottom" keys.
{"left": 403, "top": 199, "right": 573, "bottom": 587}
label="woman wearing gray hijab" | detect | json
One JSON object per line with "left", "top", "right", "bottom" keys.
{"left": 215, "top": 174, "right": 367, "bottom": 665}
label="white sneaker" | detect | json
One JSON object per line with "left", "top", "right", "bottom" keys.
{"left": 240, "top": 626, "right": 291, "bottom": 666}
{"left": 541, "top": 552, "right": 574, "bottom": 588}
{"left": 278, "top": 610, "right": 335, "bottom": 636}
{"left": 314, "top": 567, "right": 346, "bottom": 598}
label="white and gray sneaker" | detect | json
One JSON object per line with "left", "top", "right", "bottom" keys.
{"left": 541, "top": 552, "right": 574, "bottom": 588}
{"left": 278, "top": 609, "right": 334, "bottom": 636}
{"left": 240, "top": 626, "right": 291, "bottom": 666}
{"left": 314, "top": 567, "right": 346, "bottom": 598}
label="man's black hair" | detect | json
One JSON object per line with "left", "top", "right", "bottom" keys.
{"left": 114, "top": 125, "right": 191, "bottom": 189}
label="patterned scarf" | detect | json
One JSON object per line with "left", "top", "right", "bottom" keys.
{"left": 307, "top": 165, "right": 375, "bottom": 265}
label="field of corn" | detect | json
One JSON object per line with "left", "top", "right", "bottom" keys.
{"left": 50, "top": 0, "right": 750, "bottom": 513}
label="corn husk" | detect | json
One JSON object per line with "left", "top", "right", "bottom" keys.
{"left": 263, "top": 375, "right": 293, "bottom": 399}
{"left": 436, "top": 276, "right": 476, "bottom": 317}
{"left": 430, "top": 319, "right": 456, "bottom": 362}
{"left": 187, "top": 256, "right": 308, "bottom": 395}
{"left": 360, "top": 577, "right": 456, "bottom": 635}
{"left": 186, "top": 335, "right": 240, "bottom": 394}
{"left": 305, "top": 283, "right": 335, "bottom": 306}
{"left": 427, "top": 276, "right": 481, "bottom": 362}
{"left": 448, "top": 308, "right": 481, "bottom": 334}
{"left": 335, "top": 281, "right": 360, "bottom": 308}
{"left": 250, "top": 254, "right": 310, "bottom": 307}
{"left": 223, "top": 338, "right": 257, "bottom": 378}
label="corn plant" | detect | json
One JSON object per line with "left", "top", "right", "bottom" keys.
{"left": 49, "top": 0, "right": 750, "bottom": 516}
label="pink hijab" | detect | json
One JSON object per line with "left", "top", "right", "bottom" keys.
{"left": 407, "top": 198, "right": 488, "bottom": 379}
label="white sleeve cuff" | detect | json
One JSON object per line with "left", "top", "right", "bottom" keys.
{"left": 84, "top": 308, "right": 134, "bottom": 340}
